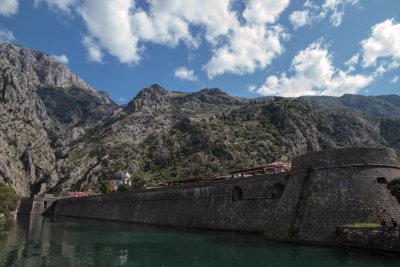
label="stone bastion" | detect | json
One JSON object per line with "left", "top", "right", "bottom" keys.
{"left": 265, "top": 147, "right": 400, "bottom": 244}
{"left": 19, "top": 147, "right": 400, "bottom": 251}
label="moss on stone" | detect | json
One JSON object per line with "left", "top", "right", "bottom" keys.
{"left": 344, "top": 223, "right": 381, "bottom": 228}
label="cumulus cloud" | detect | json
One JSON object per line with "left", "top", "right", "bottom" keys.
{"left": 82, "top": 36, "right": 103, "bottom": 63}
{"left": 76, "top": 0, "right": 238, "bottom": 64}
{"left": 79, "top": 0, "right": 141, "bottom": 64}
{"left": 0, "top": 0, "right": 18, "bottom": 16}
{"left": 0, "top": 29, "right": 16, "bottom": 43}
{"left": 51, "top": 54, "right": 69, "bottom": 64}
{"left": 290, "top": 0, "right": 359, "bottom": 29}
{"left": 360, "top": 19, "right": 400, "bottom": 67}
{"left": 256, "top": 42, "right": 373, "bottom": 97}
{"left": 141, "top": 0, "right": 236, "bottom": 45}
{"left": 203, "top": 25, "right": 287, "bottom": 79}
{"left": 40, "top": 0, "right": 290, "bottom": 78}
{"left": 34, "top": 0, "right": 79, "bottom": 13}
{"left": 243, "top": 0, "right": 290, "bottom": 25}
{"left": 289, "top": 10, "right": 312, "bottom": 29}
{"left": 174, "top": 67, "right": 198, "bottom": 81}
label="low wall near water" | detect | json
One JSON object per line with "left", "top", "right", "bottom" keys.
{"left": 336, "top": 226, "right": 400, "bottom": 251}
{"left": 18, "top": 195, "right": 57, "bottom": 215}
{"left": 48, "top": 173, "right": 288, "bottom": 233}
{"left": 20, "top": 148, "right": 400, "bottom": 251}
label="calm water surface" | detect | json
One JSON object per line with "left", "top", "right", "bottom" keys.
{"left": 0, "top": 215, "right": 400, "bottom": 267}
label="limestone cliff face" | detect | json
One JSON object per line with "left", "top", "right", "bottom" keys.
{"left": 0, "top": 43, "right": 115, "bottom": 195}
{"left": 1, "top": 43, "right": 400, "bottom": 196}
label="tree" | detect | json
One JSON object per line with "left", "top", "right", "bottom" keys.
{"left": 0, "top": 182, "right": 20, "bottom": 216}
{"left": 131, "top": 173, "right": 146, "bottom": 189}
{"left": 98, "top": 179, "right": 112, "bottom": 194}
{"left": 117, "top": 184, "right": 132, "bottom": 192}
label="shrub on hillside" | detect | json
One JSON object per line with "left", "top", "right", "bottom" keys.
{"left": 0, "top": 182, "right": 20, "bottom": 216}
{"left": 99, "top": 179, "right": 113, "bottom": 194}
{"left": 117, "top": 184, "right": 132, "bottom": 192}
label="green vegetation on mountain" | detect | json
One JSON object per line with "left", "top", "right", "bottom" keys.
{"left": 0, "top": 182, "right": 19, "bottom": 235}
{"left": 1, "top": 43, "right": 400, "bottom": 196}
{"left": 0, "top": 183, "right": 19, "bottom": 216}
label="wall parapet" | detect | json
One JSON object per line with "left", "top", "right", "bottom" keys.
{"left": 291, "top": 148, "right": 400, "bottom": 172}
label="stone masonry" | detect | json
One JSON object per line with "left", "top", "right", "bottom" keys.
{"left": 19, "top": 147, "right": 400, "bottom": 251}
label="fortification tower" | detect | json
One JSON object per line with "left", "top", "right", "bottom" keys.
{"left": 264, "top": 147, "right": 400, "bottom": 243}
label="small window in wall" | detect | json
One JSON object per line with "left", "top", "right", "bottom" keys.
{"left": 232, "top": 186, "right": 243, "bottom": 201}
{"left": 272, "top": 183, "right": 284, "bottom": 198}
{"left": 377, "top": 177, "right": 388, "bottom": 184}
{"left": 43, "top": 201, "right": 47, "bottom": 209}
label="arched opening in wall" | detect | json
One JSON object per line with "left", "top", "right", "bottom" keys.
{"left": 377, "top": 177, "right": 388, "bottom": 184}
{"left": 43, "top": 201, "right": 47, "bottom": 209}
{"left": 232, "top": 186, "right": 243, "bottom": 201}
{"left": 272, "top": 183, "right": 284, "bottom": 198}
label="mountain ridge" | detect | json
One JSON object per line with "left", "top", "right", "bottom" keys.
{"left": 1, "top": 43, "right": 400, "bottom": 196}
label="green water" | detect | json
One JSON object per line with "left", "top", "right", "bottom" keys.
{"left": 0, "top": 216, "right": 399, "bottom": 267}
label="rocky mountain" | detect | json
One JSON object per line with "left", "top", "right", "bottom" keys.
{"left": 0, "top": 43, "right": 115, "bottom": 195}
{"left": 1, "top": 43, "right": 400, "bottom": 196}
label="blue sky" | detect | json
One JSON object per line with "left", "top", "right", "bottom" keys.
{"left": 0, "top": 0, "right": 399, "bottom": 104}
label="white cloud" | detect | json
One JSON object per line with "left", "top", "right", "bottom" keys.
{"left": 0, "top": 0, "right": 18, "bottom": 17}
{"left": 243, "top": 0, "right": 290, "bottom": 25}
{"left": 82, "top": 36, "right": 103, "bottom": 63}
{"left": 142, "top": 0, "right": 237, "bottom": 45}
{"left": 391, "top": 76, "right": 400, "bottom": 84}
{"left": 174, "top": 67, "right": 198, "bottom": 81}
{"left": 203, "top": 25, "right": 287, "bottom": 79}
{"left": 77, "top": 0, "right": 236, "bottom": 64}
{"left": 51, "top": 54, "right": 69, "bottom": 64}
{"left": 289, "top": 10, "right": 312, "bottom": 29}
{"left": 345, "top": 54, "right": 359, "bottom": 67}
{"left": 118, "top": 97, "right": 128, "bottom": 103}
{"left": 373, "top": 59, "right": 400, "bottom": 77}
{"left": 344, "top": 53, "right": 359, "bottom": 72}
{"left": 247, "top": 84, "right": 257, "bottom": 92}
{"left": 323, "top": 0, "right": 359, "bottom": 27}
{"left": 0, "top": 29, "right": 15, "bottom": 43}
{"left": 256, "top": 42, "right": 373, "bottom": 97}
{"left": 34, "top": 0, "right": 79, "bottom": 13}
{"left": 290, "top": 0, "right": 359, "bottom": 29}
{"left": 79, "top": 0, "right": 140, "bottom": 64}
{"left": 360, "top": 19, "right": 400, "bottom": 68}
{"left": 40, "top": 0, "right": 289, "bottom": 78}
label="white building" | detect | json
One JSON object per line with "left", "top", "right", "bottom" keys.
{"left": 110, "top": 171, "right": 131, "bottom": 190}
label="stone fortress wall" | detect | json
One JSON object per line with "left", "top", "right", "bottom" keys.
{"left": 19, "top": 147, "right": 400, "bottom": 249}
{"left": 265, "top": 147, "right": 400, "bottom": 244}
{"left": 19, "top": 194, "right": 57, "bottom": 215}
{"left": 45, "top": 173, "right": 288, "bottom": 233}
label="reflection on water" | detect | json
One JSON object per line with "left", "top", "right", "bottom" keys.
{"left": 0, "top": 215, "right": 400, "bottom": 267}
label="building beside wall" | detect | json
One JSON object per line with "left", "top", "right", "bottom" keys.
{"left": 110, "top": 171, "right": 132, "bottom": 190}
